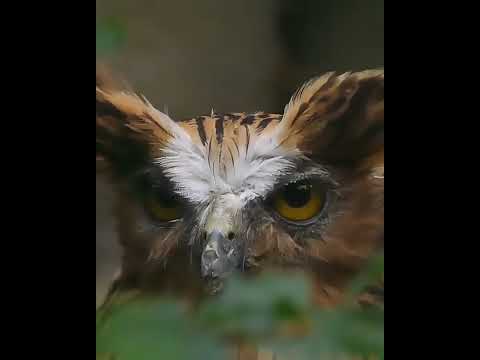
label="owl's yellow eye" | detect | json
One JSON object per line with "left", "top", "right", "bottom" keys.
{"left": 145, "top": 192, "right": 183, "bottom": 222}
{"left": 272, "top": 180, "right": 326, "bottom": 222}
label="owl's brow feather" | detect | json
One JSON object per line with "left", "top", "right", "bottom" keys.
{"left": 266, "top": 158, "right": 336, "bottom": 190}
{"left": 129, "top": 156, "right": 335, "bottom": 199}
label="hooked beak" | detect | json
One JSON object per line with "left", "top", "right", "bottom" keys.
{"left": 201, "top": 230, "right": 243, "bottom": 281}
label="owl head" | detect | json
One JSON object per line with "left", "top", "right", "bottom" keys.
{"left": 97, "top": 69, "right": 384, "bottom": 302}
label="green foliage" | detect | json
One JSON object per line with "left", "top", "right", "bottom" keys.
{"left": 97, "top": 299, "right": 225, "bottom": 360}
{"left": 349, "top": 255, "right": 384, "bottom": 297}
{"left": 96, "top": 18, "right": 126, "bottom": 56}
{"left": 96, "top": 255, "right": 383, "bottom": 360}
{"left": 197, "top": 272, "right": 310, "bottom": 339}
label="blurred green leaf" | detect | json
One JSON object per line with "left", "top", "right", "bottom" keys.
{"left": 348, "top": 253, "right": 384, "bottom": 296}
{"left": 96, "top": 266, "right": 384, "bottom": 360}
{"left": 96, "top": 298, "right": 226, "bottom": 360}
{"left": 266, "top": 307, "right": 384, "bottom": 359}
{"left": 96, "top": 18, "right": 126, "bottom": 55}
{"left": 196, "top": 272, "right": 309, "bottom": 338}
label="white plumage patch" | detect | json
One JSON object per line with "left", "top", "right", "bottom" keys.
{"left": 156, "top": 127, "right": 296, "bottom": 205}
{"left": 156, "top": 132, "right": 217, "bottom": 204}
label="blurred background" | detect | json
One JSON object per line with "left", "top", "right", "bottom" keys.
{"left": 96, "top": 0, "right": 384, "bottom": 308}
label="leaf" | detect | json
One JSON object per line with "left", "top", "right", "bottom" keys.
{"left": 348, "top": 253, "right": 384, "bottom": 297}
{"left": 96, "top": 298, "right": 226, "bottom": 360}
{"left": 96, "top": 18, "right": 126, "bottom": 55}
{"left": 196, "top": 272, "right": 310, "bottom": 339}
{"left": 96, "top": 270, "right": 384, "bottom": 360}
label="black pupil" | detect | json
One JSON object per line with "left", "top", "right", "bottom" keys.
{"left": 283, "top": 180, "right": 311, "bottom": 208}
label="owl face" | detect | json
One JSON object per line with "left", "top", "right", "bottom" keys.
{"left": 97, "top": 70, "right": 384, "bottom": 298}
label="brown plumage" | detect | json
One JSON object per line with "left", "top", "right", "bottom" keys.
{"left": 97, "top": 68, "right": 384, "bottom": 357}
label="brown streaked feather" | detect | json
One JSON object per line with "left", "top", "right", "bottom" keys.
{"left": 96, "top": 88, "right": 174, "bottom": 141}
{"left": 174, "top": 112, "right": 284, "bottom": 178}
{"left": 274, "top": 70, "right": 384, "bottom": 162}
{"left": 96, "top": 78, "right": 185, "bottom": 176}
{"left": 273, "top": 71, "right": 352, "bottom": 150}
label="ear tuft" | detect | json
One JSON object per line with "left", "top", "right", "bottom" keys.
{"left": 277, "top": 69, "right": 384, "bottom": 164}
{"left": 96, "top": 68, "right": 182, "bottom": 176}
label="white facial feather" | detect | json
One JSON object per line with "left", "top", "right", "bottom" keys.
{"left": 157, "top": 133, "right": 295, "bottom": 205}
{"left": 156, "top": 134, "right": 219, "bottom": 203}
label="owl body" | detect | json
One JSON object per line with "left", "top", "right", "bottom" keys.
{"left": 97, "top": 69, "right": 384, "bottom": 308}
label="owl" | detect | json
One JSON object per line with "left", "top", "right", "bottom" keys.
{"left": 96, "top": 68, "right": 384, "bottom": 310}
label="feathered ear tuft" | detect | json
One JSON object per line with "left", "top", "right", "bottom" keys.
{"left": 96, "top": 68, "right": 182, "bottom": 177}
{"left": 276, "top": 69, "right": 384, "bottom": 165}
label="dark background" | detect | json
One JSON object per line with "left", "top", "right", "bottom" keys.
{"left": 96, "top": 0, "right": 384, "bottom": 307}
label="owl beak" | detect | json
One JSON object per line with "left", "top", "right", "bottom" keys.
{"left": 201, "top": 230, "right": 242, "bottom": 280}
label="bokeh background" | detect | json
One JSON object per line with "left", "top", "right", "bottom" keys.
{"left": 96, "top": 0, "right": 384, "bottom": 308}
